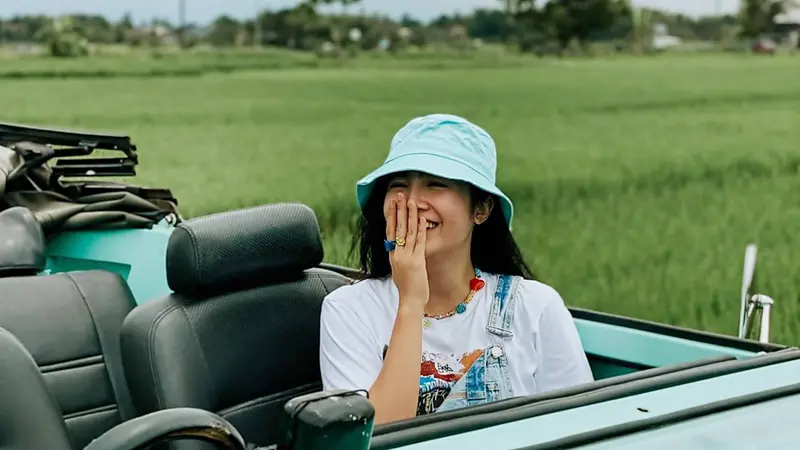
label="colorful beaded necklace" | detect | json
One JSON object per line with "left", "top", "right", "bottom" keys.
{"left": 422, "top": 268, "right": 485, "bottom": 329}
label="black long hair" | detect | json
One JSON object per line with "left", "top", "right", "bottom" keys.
{"left": 351, "top": 174, "right": 536, "bottom": 280}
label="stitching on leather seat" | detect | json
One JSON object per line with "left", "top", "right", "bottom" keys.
{"left": 178, "top": 303, "right": 218, "bottom": 408}
{"left": 63, "top": 273, "right": 127, "bottom": 421}
{"left": 63, "top": 404, "right": 118, "bottom": 420}
{"left": 147, "top": 303, "right": 181, "bottom": 410}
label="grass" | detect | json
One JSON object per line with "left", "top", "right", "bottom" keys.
{"left": 0, "top": 47, "right": 321, "bottom": 78}
{"left": 1, "top": 52, "right": 799, "bottom": 344}
{"left": 0, "top": 45, "right": 525, "bottom": 79}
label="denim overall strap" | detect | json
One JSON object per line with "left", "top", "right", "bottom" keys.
{"left": 434, "top": 274, "right": 523, "bottom": 414}
{"left": 486, "top": 274, "right": 522, "bottom": 341}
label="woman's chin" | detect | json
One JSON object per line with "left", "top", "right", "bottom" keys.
{"left": 423, "top": 244, "right": 433, "bottom": 257}
{"left": 423, "top": 240, "right": 441, "bottom": 258}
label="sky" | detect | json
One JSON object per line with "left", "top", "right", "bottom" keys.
{"left": 3, "top": 0, "right": 740, "bottom": 24}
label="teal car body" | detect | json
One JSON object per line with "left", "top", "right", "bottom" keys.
{"left": 1, "top": 121, "right": 796, "bottom": 450}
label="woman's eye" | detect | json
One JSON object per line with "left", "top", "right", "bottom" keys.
{"left": 428, "top": 181, "right": 447, "bottom": 188}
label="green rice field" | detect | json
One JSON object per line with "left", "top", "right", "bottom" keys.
{"left": 2, "top": 52, "right": 799, "bottom": 344}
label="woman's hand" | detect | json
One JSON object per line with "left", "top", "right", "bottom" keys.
{"left": 386, "top": 192, "right": 429, "bottom": 309}
{"left": 361, "top": 192, "right": 429, "bottom": 425}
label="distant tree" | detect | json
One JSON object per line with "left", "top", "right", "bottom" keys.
{"left": 546, "top": 0, "right": 631, "bottom": 49}
{"left": 511, "top": 0, "right": 550, "bottom": 52}
{"left": 208, "top": 15, "right": 240, "bottom": 46}
{"left": 514, "top": 0, "right": 631, "bottom": 52}
{"left": 113, "top": 13, "right": 134, "bottom": 43}
{"left": 469, "top": 9, "right": 515, "bottom": 43}
{"left": 1, "top": 15, "right": 52, "bottom": 42}
{"left": 66, "top": 14, "right": 114, "bottom": 43}
{"left": 429, "top": 14, "right": 468, "bottom": 29}
{"left": 304, "top": 0, "right": 361, "bottom": 6}
{"left": 38, "top": 16, "right": 90, "bottom": 57}
{"left": 398, "top": 14, "right": 422, "bottom": 28}
{"left": 738, "top": 0, "right": 793, "bottom": 37}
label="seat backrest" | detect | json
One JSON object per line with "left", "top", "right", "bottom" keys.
{"left": 0, "top": 326, "right": 74, "bottom": 450}
{"left": 0, "top": 206, "right": 138, "bottom": 449}
{"left": 119, "top": 203, "right": 352, "bottom": 448}
{"left": 0, "top": 206, "right": 45, "bottom": 277}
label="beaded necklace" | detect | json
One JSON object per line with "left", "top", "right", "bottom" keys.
{"left": 422, "top": 268, "right": 485, "bottom": 330}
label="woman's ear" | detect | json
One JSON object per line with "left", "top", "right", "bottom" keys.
{"left": 473, "top": 197, "right": 494, "bottom": 225}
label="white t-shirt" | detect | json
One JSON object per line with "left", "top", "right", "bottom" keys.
{"left": 318, "top": 272, "right": 594, "bottom": 413}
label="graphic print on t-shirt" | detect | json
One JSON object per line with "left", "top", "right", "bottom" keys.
{"left": 382, "top": 345, "right": 483, "bottom": 415}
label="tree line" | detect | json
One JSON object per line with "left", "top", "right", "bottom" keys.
{"left": 0, "top": 0, "right": 796, "bottom": 55}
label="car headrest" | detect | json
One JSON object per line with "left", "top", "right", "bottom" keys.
{"left": 166, "top": 203, "right": 324, "bottom": 295}
{"left": 0, "top": 206, "right": 46, "bottom": 276}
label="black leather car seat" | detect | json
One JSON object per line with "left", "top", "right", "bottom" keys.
{"left": 119, "top": 203, "right": 352, "bottom": 448}
{"left": 0, "top": 326, "right": 74, "bottom": 450}
{"left": 0, "top": 204, "right": 46, "bottom": 277}
{"left": 0, "top": 206, "right": 138, "bottom": 449}
{"left": 0, "top": 325, "right": 250, "bottom": 450}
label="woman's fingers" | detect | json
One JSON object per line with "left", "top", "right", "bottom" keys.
{"left": 385, "top": 199, "right": 397, "bottom": 242}
{"left": 405, "top": 199, "right": 418, "bottom": 251}
{"left": 386, "top": 193, "right": 427, "bottom": 260}
{"left": 395, "top": 193, "right": 407, "bottom": 246}
{"left": 415, "top": 217, "right": 427, "bottom": 255}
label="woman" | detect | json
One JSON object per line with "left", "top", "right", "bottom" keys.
{"left": 318, "top": 113, "right": 593, "bottom": 425}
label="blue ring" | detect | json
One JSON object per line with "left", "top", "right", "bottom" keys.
{"left": 384, "top": 239, "right": 397, "bottom": 252}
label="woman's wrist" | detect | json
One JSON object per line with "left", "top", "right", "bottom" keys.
{"left": 396, "top": 299, "right": 425, "bottom": 318}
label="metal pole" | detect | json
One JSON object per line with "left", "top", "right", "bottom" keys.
{"left": 178, "top": 0, "right": 186, "bottom": 47}
{"left": 254, "top": 0, "right": 262, "bottom": 47}
{"left": 178, "top": 0, "right": 186, "bottom": 26}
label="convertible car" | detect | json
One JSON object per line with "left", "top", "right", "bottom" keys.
{"left": 0, "top": 122, "right": 798, "bottom": 450}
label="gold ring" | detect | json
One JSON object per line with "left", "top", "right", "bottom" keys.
{"left": 396, "top": 237, "right": 406, "bottom": 246}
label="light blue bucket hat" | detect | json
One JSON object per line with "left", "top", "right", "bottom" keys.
{"left": 356, "top": 113, "right": 514, "bottom": 228}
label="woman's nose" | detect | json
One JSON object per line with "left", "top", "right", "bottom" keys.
{"left": 407, "top": 186, "right": 429, "bottom": 209}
